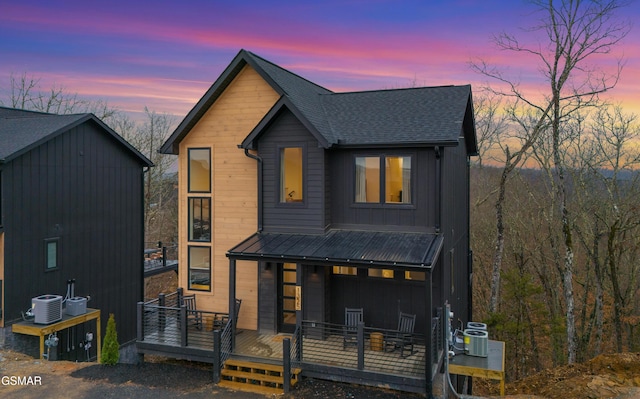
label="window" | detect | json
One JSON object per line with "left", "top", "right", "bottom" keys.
{"left": 333, "top": 266, "right": 357, "bottom": 275}
{"left": 368, "top": 269, "right": 394, "bottom": 278}
{"left": 355, "top": 157, "right": 380, "bottom": 203}
{"left": 188, "top": 148, "right": 210, "bottom": 193}
{"left": 355, "top": 155, "right": 411, "bottom": 204}
{"left": 44, "top": 238, "right": 60, "bottom": 271}
{"left": 188, "top": 198, "right": 210, "bottom": 241}
{"left": 385, "top": 156, "right": 411, "bottom": 204}
{"left": 405, "top": 271, "right": 426, "bottom": 281}
{"left": 188, "top": 246, "right": 211, "bottom": 291}
{"left": 280, "top": 147, "right": 303, "bottom": 203}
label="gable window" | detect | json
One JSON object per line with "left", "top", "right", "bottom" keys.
{"left": 189, "top": 198, "right": 211, "bottom": 241}
{"left": 188, "top": 148, "right": 211, "bottom": 193}
{"left": 280, "top": 147, "right": 303, "bottom": 203}
{"left": 188, "top": 246, "right": 211, "bottom": 291}
{"left": 44, "top": 238, "right": 60, "bottom": 271}
{"left": 355, "top": 155, "right": 412, "bottom": 204}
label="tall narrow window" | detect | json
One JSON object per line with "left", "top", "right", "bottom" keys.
{"left": 188, "top": 246, "right": 211, "bottom": 291}
{"left": 355, "top": 156, "right": 380, "bottom": 203}
{"left": 385, "top": 156, "right": 411, "bottom": 204}
{"left": 45, "top": 238, "right": 60, "bottom": 271}
{"left": 188, "top": 198, "right": 211, "bottom": 241}
{"left": 188, "top": 148, "right": 210, "bottom": 193}
{"left": 280, "top": 147, "right": 303, "bottom": 203}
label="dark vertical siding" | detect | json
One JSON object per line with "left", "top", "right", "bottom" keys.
{"left": 302, "top": 266, "right": 328, "bottom": 325}
{"left": 3, "top": 121, "right": 145, "bottom": 345}
{"left": 259, "top": 110, "right": 326, "bottom": 233}
{"left": 439, "top": 135, "right": 471, "bottom": 323}
{"left": 329, "top": 270, "right": 427, "bottom": 332}
{"left": 329, "top": 149, "right": 436, "bottom": 230}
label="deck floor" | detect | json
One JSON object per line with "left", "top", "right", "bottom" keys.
{"left": 235, "top": 330, "right": 426, "bottom": 377}
{"left": 141, "top": 323, "right": 426, "bottom": 377}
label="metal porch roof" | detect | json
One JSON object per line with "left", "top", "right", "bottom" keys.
{"left": 227, "top": 230, "right": 443, "bottom": 269}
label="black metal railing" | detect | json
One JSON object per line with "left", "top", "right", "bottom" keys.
{"left": 144, "top": 242, "right": 178, "bottom": 276}
{"left": 137, "top": 290, "right": 229, "bottom": 351}
{"left": 431, "top": 310, "right": 443, "bottom": 377}
{"left": 299, "top": 320, "right": 426, "bottom": 377}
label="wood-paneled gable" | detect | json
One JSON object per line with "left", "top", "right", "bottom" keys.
{"left": 177, "top": 65, "right": 280, "bottom": 329}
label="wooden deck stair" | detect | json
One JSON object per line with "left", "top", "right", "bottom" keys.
{"left": 218, "top": 359, "right": 301, "bottom": 395}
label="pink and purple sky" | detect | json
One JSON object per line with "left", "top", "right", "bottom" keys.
{"left": 1, "top": 0, "right": 639, "bottom": 120}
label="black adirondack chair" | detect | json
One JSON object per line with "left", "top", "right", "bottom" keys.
{"left": 182, "top": 294, "right": 202, "bottom": 329}
{"left": 385, "top": 312, "right": 416, "bottom": 357}
{"left": 343, "top": 308, "right": 363, "bottom": 349}
{"left": 214, "top": 298, "right": 242, "bottom": 330}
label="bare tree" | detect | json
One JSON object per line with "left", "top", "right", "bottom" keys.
{"left": 3, "top": 72, "right": 118, "bottom": 120}
{"left": 472, "top": 0, "right": 630, "bottom": 363}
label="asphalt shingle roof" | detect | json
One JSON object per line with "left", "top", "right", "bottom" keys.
{"left": 0, "top": 106, "right": 152, "bottom": 165}
{"left": 0, "top": 108, "right": 86, "bottom": 161}
{"left": 161, "top": 49, "right": 477, "bottom": 154}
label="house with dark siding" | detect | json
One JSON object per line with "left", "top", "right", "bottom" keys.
{"left": 0, "top": 107, "right": 152, "bottom": 362}
{"left": 150, "top": 50, "right": 477, "bottom": 396}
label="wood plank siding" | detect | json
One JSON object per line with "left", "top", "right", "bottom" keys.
{"left": 177, "top": 65, "right": 280, "bottom": 329}
{"left": 2, "top": 120, "right": 145, "bottom": 343}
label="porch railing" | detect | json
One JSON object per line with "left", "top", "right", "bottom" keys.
{"left": 137, "top": 293, "right": 229, "bottom": 352}
{"left": 431, "top": 308, "right": 444, "bottom": 378}
{"left": 212, "top": 316, "right": 234, "bottom": 383}
{"left": 299, "top": 320, "right": 427, "bottom": 377}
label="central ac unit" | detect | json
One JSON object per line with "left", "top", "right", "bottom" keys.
{"left": 464, "top": 329, "right": 488, "bottom": 357}
{"left": 32, "top": 295, "right": 63, "bottom": 324}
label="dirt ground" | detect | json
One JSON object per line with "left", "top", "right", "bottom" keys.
{"left": 3, "top": 349, "right": 640, "bottom": 399}
{"left": 0, "top": 349, "right": 424, "bottom": 399}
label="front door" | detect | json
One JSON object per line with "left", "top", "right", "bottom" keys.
{"left": 279, "top": 262, "right": 297, "bottom": 333}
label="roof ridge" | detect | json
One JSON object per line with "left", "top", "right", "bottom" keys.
{"left": 243, "top": 50, "right": 333, "bottom": 95}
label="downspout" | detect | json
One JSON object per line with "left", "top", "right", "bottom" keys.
{"left": 434, "top": 146, "right": 441, "bottom": 233}
{"left": 141, "top": 166, "right": 150, "bottom": 301}
{"left": 467, "top": 156, "right": 473, "bottom": 328}
{"left": 244, "top": 149, "right": 263, "bottom": 232}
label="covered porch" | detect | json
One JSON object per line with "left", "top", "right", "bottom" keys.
{"left": 226, "top": 229, "right": 446, "bottom": 396}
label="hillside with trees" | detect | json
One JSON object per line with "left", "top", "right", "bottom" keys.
{"left": 469, "top": 0, "right": 639, "bottom": 383}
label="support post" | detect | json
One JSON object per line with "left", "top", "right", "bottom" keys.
{"left": 357, "top": 322, "right": 364, "bottom": 370}
{"left": 158, "top": 293, "right": 166, "bottom": 331}
{"left": 212, "top": 329, "right": 221, "bottom": 383}
{"left": 283, "top": 338, "right": 291, "bottom": 393}
{"left": 180, "top": 305, "right": 187, "bottom": 347}
{"left": 229, "top": 258, "right": 237, "bottom": 351}
{"left": 137, "top": 302, "right": 144, "bottom": 342}
{"left": 425, "top": 270, "right": 433, "bottom": 398}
